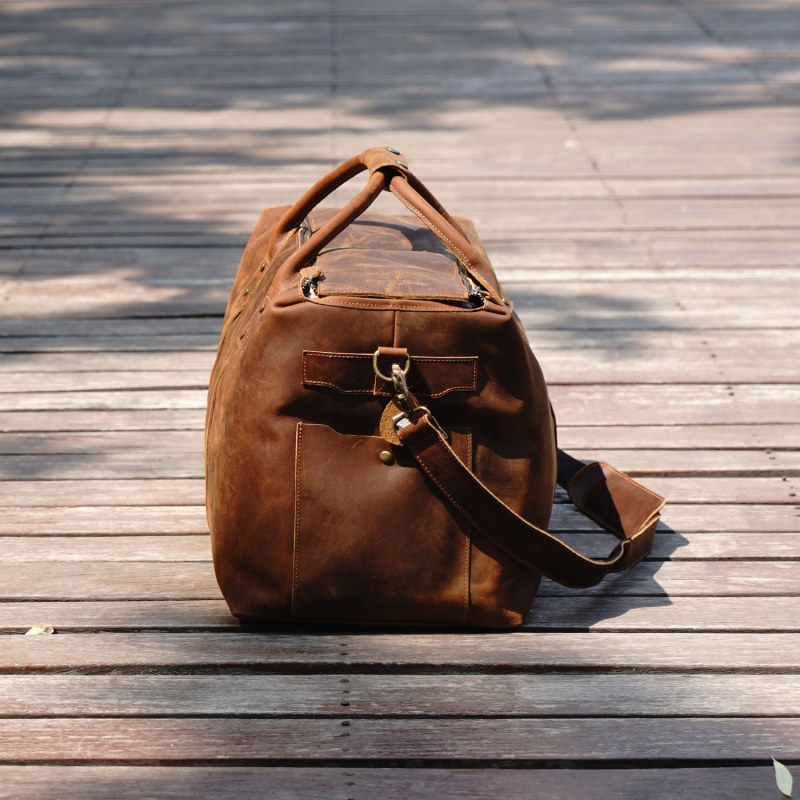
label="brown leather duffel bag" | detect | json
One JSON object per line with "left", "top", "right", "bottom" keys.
{"left": 205, "top": 146, "right": 666, "bottom": 628}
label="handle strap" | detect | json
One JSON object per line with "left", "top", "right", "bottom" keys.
{"left": 267, "top": 147, "right": 503, "bottom": 303}
{"left": 396, "top": 415, "right": 665, "bottom": 588}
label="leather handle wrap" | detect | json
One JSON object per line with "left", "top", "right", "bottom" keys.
{"left": 266, "top": 147, "right": 406, "bottom": 261}
{"left": 396, "top": 415, "right": 666, "bottom": 588}
{"left": 267, "top": 147, "right": 503, "bottom": 303}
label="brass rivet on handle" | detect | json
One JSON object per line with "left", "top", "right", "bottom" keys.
{"left": 259, "top": 262, "right": 266, "bottom": 272}
{"left": 378, "top": 450, "right": 395, "bottom": 465}
{"left": 243, "top": 288, "right": 250, "bottom": 296}
{"left": 386, "top": 146, "right": 401, "bottom": 155}
{"left": 394, "top": 160, "right": 407, "bottom": 168}
{"left": 239, "top": 331, "right": 246, "bottom": 340}
{"left": 258, "top": 304, "right": 265, "bottom": 313}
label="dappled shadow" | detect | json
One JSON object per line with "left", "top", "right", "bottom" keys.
{"left": 2, "top": 0, "right": 799, "bottom": 325}
{"left": 0, "top": 0, "right": 795, "bottom": 787}
{"left": 527, "top": 519, "right": 688, "bottom": 630}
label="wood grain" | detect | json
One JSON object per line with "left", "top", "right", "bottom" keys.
{"left": 0, "top": 767, "right": 781, "bottom": 800}
{"left": 0, "top": 717, "right": 796, "bottom": 762}
{"left": 1, "top": 596, "right": 798, "bottom": 633}
{"left": 2, "top": 632, "right": 799, "bottom": 671}
{"left": 3, "top": 0, "right": 800, "bottom": 788}
{"left": 1, "top": 672, "right": 797, "bottom": 716}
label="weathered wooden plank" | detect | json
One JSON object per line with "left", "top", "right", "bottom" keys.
{"left": 0, "top": 600, "right": 238, "bottom": 632}
{"left": 6, "top": 196, "right": 800, "bottom": 235}
{"left": 0, "top": 560, "right": 795, "bottom": 601}
{"left": 1, "top": 348, "right": 799, "bottom": 386}
{"left": 0, "top": 389, "right": 207, "bottom": 411}
{"left": 0, "top": 595, "right": 797, "bottom": 634}
{"left": 0, "top": 336, "right": 218, "bottom": 354}
{"left": 641, "top": 477, "right": 800, "bottom": 504}
{"left": 3, "top": 424, "right": 799, "bottom": 454}
{"left": 0, "top": 481, "right": 203, "bottom": 506}
{"left": 0, "top": 535, "right": 211, "bottom": 562}
{"left": 4, "top": 282, "right": 800, "bottom": 325}
{"left": 0, "top": 766, "right": 781, "bottom": 800}
{"left": 7, "top": 173, "right": 800, "bottom": 205}
{"left": 1, "top": 672, "right": 796, "bottom": 717}
{"left": 0, "top": 562, "right": 221, "bottom": 600}
{"left": 3, "top": 632, "right": 800, "bottom": 672}
{"left": 0, "top": 371, "right": 210, "bottom": 393}
{"left": 0, "top": 320, "right": 796, "bottom": 348}
{"left": 529, "top": 596, "right": 800, "bottom": 632}
{"left": 0, "top": 430, "right": 202, "bottom": 454}
{"left": 3, "top": 0, "right": 800, "bottom": 784}
{"left": 0, "top": 450, "right": 800, "bottom": 488}
{"left": 0, "top": 316, "right": 219, "bottom": 338}
{"left": 0, "top": 531, "right": 797, "bottom": 562}
{"left": 6, "top": 355, "right": 797, "bottom": 391}
{"left": 3, "top": 386, "right": 800, "bottom": 428}
{"left": 0, "top": 351, "right": 216, "bottom": 372}
{"left": 0, "top": 409, "right": 204, "bottom": 433}
{"left": 0, "top": 452, "right": 204, "bottom": 480}
{"left": 0, "top": 494, "right": 797, "bottom": 540}
{"left": 536, "top": 559, "right": 800, "bottom": 596}
{"left": 0, "top": 505, "right": 207, "bottom": 530}
{"left": 0, "top": 717, "right": 796, "bottom": 762}
{"left": 557, "top": 424, "right": 800, "bottom": 450}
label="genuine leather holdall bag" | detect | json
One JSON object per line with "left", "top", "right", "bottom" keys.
{"left": 205, "top": 146, "right": 666, "bottom": 628}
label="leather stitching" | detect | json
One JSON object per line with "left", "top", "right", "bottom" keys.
{"left": 463, "top": 428, "right": 473, "bottom": 624}
{"left": 302, "top": 352, "right": 479, "bottom": 396}
{"left": 393, "top": 189, "right": 473, "bottom": 268}
{"left": 292, "top": 422, "right": 303, "bottom": 619}
{"left": 567, "top": 462, "right": 665, "bottom": 534}
{"left": 597, "top": 462, "right": 667, "bottom": 506}
{"left": 313, "top": 297, "right": 480, "bottom": 312}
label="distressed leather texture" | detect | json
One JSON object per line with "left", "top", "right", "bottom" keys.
{"left": 206, "top": 147, "right": 666, "bottom": 628}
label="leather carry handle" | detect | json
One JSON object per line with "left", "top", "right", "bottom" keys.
{"left": 268, "top": 147, "right": 503, "bottom": 302}
{"left": 396, "top": 414, "right": 666, "bottom": 588}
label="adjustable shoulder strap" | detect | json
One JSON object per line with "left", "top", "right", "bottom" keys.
{"left": 396, "top": 415, "right": 666, "bottom": 588}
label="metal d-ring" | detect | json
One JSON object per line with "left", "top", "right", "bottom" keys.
{"left": 372, "top": 349, "right": 411, "bottom": 383}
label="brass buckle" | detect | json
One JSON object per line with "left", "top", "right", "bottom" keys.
{"left": 373, "top": 349, "right": 445, "bottom": 437}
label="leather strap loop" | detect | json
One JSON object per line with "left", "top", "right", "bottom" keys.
{"left": 396, "top": 415, "right": 665, "bottom": 588}
{"left": 266, "top": 147, "right": 410, "bottom": 261}
{"left": 265, "top": 147, "right": 504, "bottom": 303}
{"left": 388, "top": 175, "right": 501, "bottom": 302}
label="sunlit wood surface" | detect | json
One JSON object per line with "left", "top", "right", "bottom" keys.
{"left": 1, "top": 0, "right": 799, "bottom": 796}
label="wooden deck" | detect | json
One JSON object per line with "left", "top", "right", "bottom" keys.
{"left": 1, "top": 0, "right": 799, "bottom": 796}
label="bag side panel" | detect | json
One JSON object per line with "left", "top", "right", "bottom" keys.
{"left": 206, "top": 208, "right": 557, "bottom": 628}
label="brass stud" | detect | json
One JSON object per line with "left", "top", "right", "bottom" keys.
{"left": 378, "top": 450, "right": 395, "bottom": 465}
{"left": 258, "top": 304, "right": 265, "bottom": 313}
{"left": 239, "top": 331, "right": 246, "bottom": 340}
{"left": 259, "top": 262, "right": 266, "bottom": 272}
{"left": 243, "top": 288, "right": 250, "bottom": 296}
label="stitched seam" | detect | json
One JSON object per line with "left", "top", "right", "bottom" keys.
{"left": 568, "top": 463, "right": 666, "bottom": 515}
{"left": 417, "top": 446, "right": 575, "bottom": 581}
{"left": 598, "top": 462, "right": 667, "bottom": 505}
{"left": 305, "top": 352, "right": 372, "bottom": 360}
{"left": 304, "top": 352, "right": 477, "bottom": 364}
{"left": 292, "top": 423, "right": 303, "bottom": 619}
{"left": 414, "top": 450, "right": 481, "bottom": 532}
{"left": 302, "top": 381, "right": 472, "bottom": 398}
{"left": 463, "top": 428, "right": 472, "bottom": 624}
{"left": 303, "top": 353, "right": 478, "bottom": 394}
{"left": 393, "top": 190, "right": 473, "bottom": 267}
{"left": 314, "top": 298, "right": 478, "bottom": 312}
{"left": 305, "top": 380, "right": 376, "bottom": 395}
{"left": 411, "top": 431, "right": 608, "bottom": 566}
